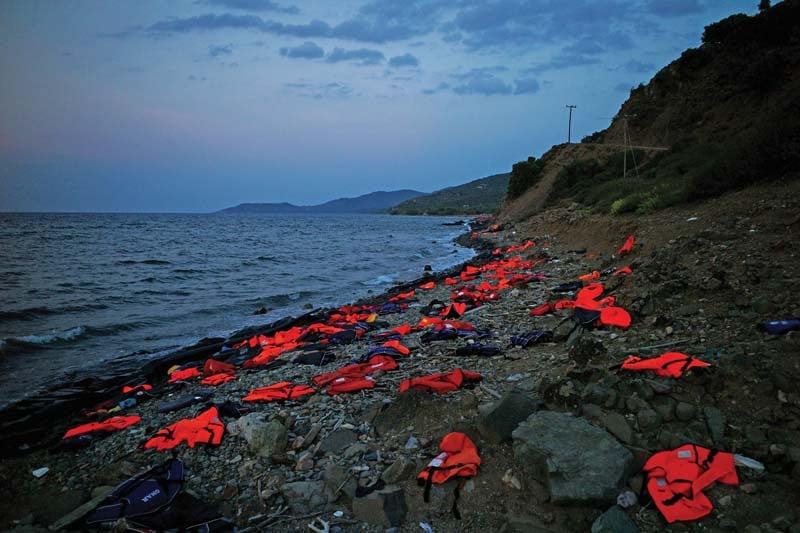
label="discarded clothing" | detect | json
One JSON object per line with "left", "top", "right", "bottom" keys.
{"left": 529, "top": 302, "right": 555, "bottom": 316}
{"left": 203, "top": 358, "right": 235, "bottom": 376}
{"left": 290, "top": 350, "right": 337, "bottom": 366}
{"left": 399, "top": 368, "right": 482, "bottom": 394}
{"left": 552, "top": 281, "right": 583, "bottom": 293}
{"left": 644, "top": 444, "right": 738, "bottom": 523}
{"left": 621, "top": 352, "right": 711, "bottom": 378}
{"left": 618, "top": 234, "right": 635, "bottom": 256}
{"left": 157, "top": 388, "right": 215, "bottom": 413}
{"left": 242, "top": 382, "right": 316, "bottom": 402}
{"left": 85, "top": 458, "right": 184, "bottom": 525}
{"left": 419, "top": 281, "right": 436, "bottom": 290}
{"left": 312, "top": 355, "right": 398, "bottom": 388}
{"left": 168, "top": 366, "right": 202, "bottom": 383}
{"left": 417, "top": 432, "right": 481, "bottom": 519}
{"left": 326, "top": 376, "right": 376, "bottom": 395}
{"left": 510, "top": 330, "right": 553, "bottom": 347}
{"left": 63, "top": 415, "right": 141, "bottom": 440}
{"left": 201, "top": 373, "right": 236, "bottom": 386}
{"left": 440, "top": 302, "right": 468, "bottom": 318}
{"left": 454, "top": 344, "right": 502, "bottom": 357}
{"left": 144, "top": 407, "right": 225, "bottom": 451}
{"left": 758, "top": 318, "right": 800, "bottom": 335}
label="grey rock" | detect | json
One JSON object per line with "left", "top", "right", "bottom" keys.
{"left": 720, "top": 518, "right": 738, "bottom": 531}
{"left": 478, "top": 388, "right": 544, "bottom": 443}
{"left": 513, "top": 411, "right": 633, "bottom": 505}
{"left": 280, "top": 480, "right": 331, "bottom": 514}
{"left": 581, "top": 403, "right": 603, "bottom": 420}
{"left": 704, "top": 406, "right": 726, "bottom": 445}
{"left": 229, "top": 414, "right": 287, "bottom": 459}
{"left": 319, "top": 429, "right": 358, "bottom": 454}
{"left": 381, "top": 457, "right": 417, "bottom": 484}
{"left": 636, "top": 409, "right": 662, "bottom": 432}
{"left": 602, "top": 412, "right": 633, "bottom": 444}
{"left": 352, "top": 485, "right": 407, "bottom": 528}
{"left": 323, "top": 463, "right": 357, "bottom": 500}
{"left": 344, "top": 442, "right": 370, "bottom": 458}
{"left": 591, "top": 505, "right": 639, "bottom": 533}
{"left": 675, "top": 402, "right": 696, "bottom": 421}
{"left": 652, "top": 398, "right": 675, "bottom": 422}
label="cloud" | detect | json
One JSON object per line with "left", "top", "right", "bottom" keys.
{"left": 422, "top": 81, "right": 450, "bottom": 95}
{"left": 208, "top": 43, "right": 233, "bottom": 57}
{"left": 279, "top": 41, "right": 324, "bottom": 59}
{"left": 450, "top": 67, "right": 512, "bottom": 96}
{"left": 389, "top": 53, "right": 419, "bottom": 68}
{"left": 329, "top": 0, "right": 451, "bottom": 43}
{"left": 513, "top": 78, "right": 540, "bottom": 95}
{"left": 326, "top": 47, "right": 385, "bottom": 66}
{"left": 203, "top": 0, "right": 299, "bottom": 14}
{"left": 645, "top": 0, "right": 704, "bottom": 17}
{"left": 284, "top": 81, "right": 355, "bottom": 99}
{"left": 622, "top": 59, "right": 656, "bottom": 73}
{"left": 188, "top": 74, "right": 208, "bottom": 81}
{"left": 147, "top": 14, "right": 333, "bottom": 39}
{"left": 525, "top": 50, "right": 602, "bottom": 75}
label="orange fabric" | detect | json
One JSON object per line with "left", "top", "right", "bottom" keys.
{"left": 121, "top": 384, "right": 151, "bottom": 394}
{"left": 399, "top": 368, "right": 482, "bottom": 394}
{"left": 529, "top": 303, "right": 554, "bottom": 316}
{"left": 420, "top": 281, "right": 435, "bottom": 290}
{"left": 312, "top": 355, "right": 398, "bottom": 388}
{"left": 382, "top": 339, "right": 410, "bottom": 355}
{"left": 418, "top": 317, "right": 443, "bottom": 328}
{"left": 201, "top": 373, "right": 236, "bottom": 386}
{"left": 440, "top": 302, "right": 467, "bottom": 317}
{"left": 644, "top": 444, "right": 738, "bottom": 523}
{"left": 168, "top": 367, "right": 201, "bottom": 383}
{"left": 326, "top": 376, "right": 375, "bottom": 395}
{"left": 621, "top": 352, "right": 711, "bottom": 378}
{"left": 242, "top": 382, "right": 316, "bottom": 402}
{"left": 63, "top": 415, "right": 141, "bottom": 439}
{"left": 618, "top": 235, "right": 635, "bottom": 256}
{"left": 613, "top": 266, "right": 632, "bottom": 276}
{"left": 445, "top": 277, "right": 459, "bottom": 285}
{"left": 580, "top": 270, "right": 600, "bottom": 281}
{"left": 390, "top": 290, "right": 416, "bottom": 302}
{"left": 144, "top": 407, "right": 224, "bottom": 451}
{"left": 203, "top": 358, "right": 235, "bottom": 376}
{"left": 600, "top": 307, "right": 631, "bottom": 328}
{"left": 417, "top": 432, "right": 480, "bottom": 484}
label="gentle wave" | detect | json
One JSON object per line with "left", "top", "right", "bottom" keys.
{"left": 1, "top": 321, "right": 152, "bottom": 354}
{"left": 361, "top": 274, "right": 397, "bottom": 286}
{"left": 0, "top": 303, "right": 110, "bottom": 322}
{"left": 116, "top": 259, "right": 172, "bottom": 265}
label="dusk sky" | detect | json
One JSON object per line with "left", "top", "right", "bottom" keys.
{"left": 0, "top": 0, "right": 758, "bottom": 212}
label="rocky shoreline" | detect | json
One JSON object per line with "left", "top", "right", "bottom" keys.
{"left": 2, "top": 180, "right": 800, "bottom": 533}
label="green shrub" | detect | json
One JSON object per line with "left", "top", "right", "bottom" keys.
{"left": 507, "top": 157, "right": 543, "bottom": 199}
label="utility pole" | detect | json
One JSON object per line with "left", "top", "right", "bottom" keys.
{"left": 566, "top": 105, "right": 577, "bottom": 143}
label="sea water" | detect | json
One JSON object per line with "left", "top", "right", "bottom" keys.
{"left": 0, "top": 213, "right": 473, "bottom": 406}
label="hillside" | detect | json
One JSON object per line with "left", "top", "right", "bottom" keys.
{"left": 217, "top": 189, "right": 424, "bottom": 214}
{"left": 390, "top": 172, "right": 510, "bottom": 215}
{"left": 501, "top": 0, "right": 800, "bottom": 221}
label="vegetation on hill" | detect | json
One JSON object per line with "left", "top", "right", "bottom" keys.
{"left": 507, "top": 157, "right": 544, "bottom": 200}
{"left": 217, "top": 190, "right": 424, "bottom": 214}
{"left": 505, "top": 0, "right": 800, "bottom": 217}
{"left": 390, "top": 173, "right": 510, "bottom": 215}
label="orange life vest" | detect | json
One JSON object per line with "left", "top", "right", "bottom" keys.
{"left": 420, "top": 281, "right": 435, "bottom": 290}
{"left": 201, "top": 373, "right": 236, "bottom": 386}
{"left": 399, "top": 368, "right": 482, "bottom": 395}
{"left": 417, "top": 432, "right": 481, "bottom": 519}
{"left": 621, "top": 352, "right": 711, "bottom": 378}
{"left": 644, "top": 444, "right": 738, "bottom": 523}
{"left": 144, "top": 407, "right": 224, "bottom": 451}
{"left": 122, "top": 384, "right": 152, "bottom": 394}
{"left": 203, "top": 358, "right": 235, "bottom": 376}
{"left": 325, "top": 376, "right": 375, "bottom": 395}
{"left": 63, "top": 415, "right": 141, "bottom": 439}
{"left": 242, "top": 382, "right": 316, "bottom": 402}
{"left": 312, "top": 355, "right": 398, "bottom": 388}
{"left": 168, "top": 367, "right": 202, "bottom": 383}
{"left": 618, "top": 235, "right": 635, "bottom": 256}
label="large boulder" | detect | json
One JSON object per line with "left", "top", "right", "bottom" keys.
{"left": 279, "top": 481, "right": 332, "bottom": 514}
{"left": 512, "top": 411, "right": 633, "bottom": 505}
{"left": 591, "top": 505, "right": 639, "bottom": 533}
{"left": 478, "top": 388, "right": 543, "bottom": 443}
{"left": 228, "top": 414, "right": 287, "bottom": 459}
{"left": 352, "top": 485, "right": 407, "bottom": 528}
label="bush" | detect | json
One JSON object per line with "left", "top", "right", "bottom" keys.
{"left": 507, "top": 157, "right": 543, "bottom": 200}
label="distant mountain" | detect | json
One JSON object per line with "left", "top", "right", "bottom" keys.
{"left": 389, "top": 173, "right": 510, "bottom": 215}
{"left": 217, "top": 190, "right": 425, "bottom": 214}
